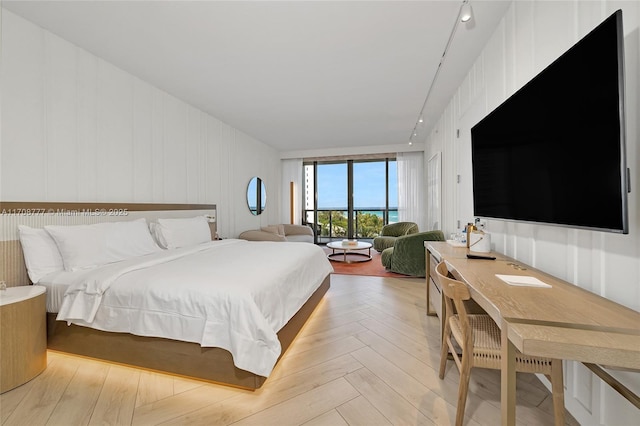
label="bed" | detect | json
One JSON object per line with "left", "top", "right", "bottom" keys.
{"left": 0, "top": 202, "right": 332, "bottom": 389}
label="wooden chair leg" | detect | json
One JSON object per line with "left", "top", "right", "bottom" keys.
{"left": 455, "top": 355, "right": 472, "bottom": 426}
{"left": 550, "top": 359, "right": 565, "bottom": 426}
{"left": 439, "top": 321, "right": 451, "bottom": 379}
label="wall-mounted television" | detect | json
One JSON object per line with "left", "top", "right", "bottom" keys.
{"left": 471, "top": 10, "right": 628, "bottom": 234}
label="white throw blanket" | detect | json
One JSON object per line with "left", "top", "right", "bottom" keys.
{"left": 56, "top": 239, "right": 333, "bottom": 377}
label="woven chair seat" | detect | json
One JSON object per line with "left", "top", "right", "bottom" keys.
{"left": 450, "top": 314, "right": 554, "bottom": 374}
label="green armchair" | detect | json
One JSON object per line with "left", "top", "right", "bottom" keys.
{"left": 373, "top": 222, "right": 419, "bottom": 252}
{"left": 380, "top": 230, "right": 445, "bottom": 277}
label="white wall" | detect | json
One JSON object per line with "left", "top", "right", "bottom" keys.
{"left": 0, "top": 10, "right": 281, "bottom": 238}
{"left": 425, "top": 1, "right": 640, "bottom": 424}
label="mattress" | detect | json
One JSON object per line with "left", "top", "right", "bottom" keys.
{"left": 49, "top": 239, "right": 333, "bottom": 377}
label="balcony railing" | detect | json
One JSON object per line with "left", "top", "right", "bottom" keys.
{"left": 304, "top": 208, "right": 398, "bottom": 244}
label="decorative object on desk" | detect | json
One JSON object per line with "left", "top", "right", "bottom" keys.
{"left": 465, "top": 222, "right": 477, "bottom": 248}
{"left": 446, "top": 239, "right": 467, "bottom": 248}
{"left": 495, "top": 274, "right": 552, "bottom": 288}
{"left": 435, "top": 261, "right": 565, "bottom": 426}
{"left": 341, "top": 239, "right": 358, "bottom": 246}
{"left": 468, "top": 230, "right": 491, "bottom": 253}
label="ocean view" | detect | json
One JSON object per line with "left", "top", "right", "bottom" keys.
{"left": 306, "top": 160, "right": 399, "bottom": 238}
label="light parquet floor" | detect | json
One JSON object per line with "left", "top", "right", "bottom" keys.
{"left": 1, "top": 274, "right": 579, "bottom": 426}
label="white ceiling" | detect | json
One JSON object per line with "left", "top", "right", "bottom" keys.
{"left": 3, "top": 1, "right": 511, "bottom": 153}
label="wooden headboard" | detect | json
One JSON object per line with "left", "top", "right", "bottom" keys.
{"left": 0, "top": 202, "right": 217, "bottom": 288}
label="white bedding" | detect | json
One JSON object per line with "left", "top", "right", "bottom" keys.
{"left": 39, "top": 271, "right": 73, "bottom": 312}
{"left": 55, "top": 239, "right": 333, "bottom": 377}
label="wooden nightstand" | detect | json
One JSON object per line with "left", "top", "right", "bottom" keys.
{"left": 0, "top": 285, "right": 47, "bottom": 393}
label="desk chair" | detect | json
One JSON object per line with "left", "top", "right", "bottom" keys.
{"left": 435, "top": 261, "right": 565, "bottom": 426}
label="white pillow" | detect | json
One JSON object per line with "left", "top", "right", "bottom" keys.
{"left": 18, "top": 225, "right": 65, "bottom": 283}
{"left": 148, "top": 222, "right": 167, "bottom": 248}
{"left": 45, "top": 219, "right": 161, "bottom": 271}
{"left": 154, "top": 216, "right": 211, "bottom": 249}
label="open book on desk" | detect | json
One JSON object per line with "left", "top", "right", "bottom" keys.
{"left": 495, "top": 274, "right": 552, "bottom": 288}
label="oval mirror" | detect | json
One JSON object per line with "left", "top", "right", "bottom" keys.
{"left": 247, "top": 176, "right": 267, "bottom": 215}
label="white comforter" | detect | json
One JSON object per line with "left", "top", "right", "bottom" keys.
{"left": 56, "top": 239, "right": 333, "bottom": 377}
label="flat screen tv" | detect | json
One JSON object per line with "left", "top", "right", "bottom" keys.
{"left": 471, "top": 9, "right": 628, "bottom": 234}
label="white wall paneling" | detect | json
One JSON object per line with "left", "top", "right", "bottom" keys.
{"left": 1, "top": 11, "right": 46, "bottom": 199}
{"left": 132, "top": 78, "right": 154, "bottom": 201}
{"left": 1, "top": 10, "right": 280, "bottom": 237}
{"left": 424, "top": 1, "right": 640, "bottom": 424}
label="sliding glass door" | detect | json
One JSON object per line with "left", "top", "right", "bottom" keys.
{"left": 304, "top": 158, "right": 397, "bottom": 244}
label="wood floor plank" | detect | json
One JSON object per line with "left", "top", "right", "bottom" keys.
{"left": 367, "top": 280, "right": 427, "bottom": 310}
{"left": 229, "top": 378, "right": 359, "bottom": 426}
{"left": 132, "top": 381, "right": 242, "bottom": 426}
{"left": 269, "top": 336, "right": 366, "bottom": 382}
{"left": 88, "top": 364, "right": 140, "bottom": 426}
{"left": 300, "top": 309, "right": 371, "bottom": 337}
{"left": 2, "top": 355, "right": 80, "bottom": 426}
{"left": 302, "top": 409, "right": 349, "bottom": 426}
{"left": 359, "top": 298, "right": 435, "bottom": 335}
{"left": 355, "top": 329, "right": 445, "bottom": 384}
{"left": 350, "top": 346, "right": 454, "bottom": 423}
{"left": 344, "top": 367, "right": 434, "bottom": 426}
{"left": 46, "top": 361, "right": 109, "bottom": 426}
{"left": 135, "top": 370, "right": 174, "bottom": 408}
{"left": 336, "top": 395, "right": 392, "bottom": 426}
{"left": 0, "top": 371, "right": 36, "bottom": 423}
{"left": 172, "top": 376, "right": 206, "bottom": 395}
{"left": 286, "top": 322, "right": 368, "bottom": 355}
{"left": 159, "top": 354, "right": 363, "bottom": 425}
{"left": 469, "top": 368, "right": 549, "bottom": 408}
{"left": 358, "top": 317, "right": 435, "bottom": 361}
{"left": 321, "top": 290, "right": 372, "bottom": 307}
{"left": 359, "top": 305, "right": 437, "bottom": 343}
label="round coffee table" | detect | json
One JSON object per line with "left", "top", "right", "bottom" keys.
{"left": 326, "top": 241, "right": 372, "bottom": 263}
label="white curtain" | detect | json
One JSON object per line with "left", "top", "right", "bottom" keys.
{"left": 396, "top": 151, "right": 426, "bottom": 231}
{"left": 281, "top": 158, "right": 303, "bottom": 224}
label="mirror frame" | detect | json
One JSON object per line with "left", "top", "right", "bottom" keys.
{"left": 247, "top": 176, "right": 267, "bottom": 215}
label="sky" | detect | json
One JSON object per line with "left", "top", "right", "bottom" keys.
{"left": 316, "top": 161, "right": 398, "bottom": 209}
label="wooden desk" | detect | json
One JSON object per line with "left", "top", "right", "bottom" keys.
{"left": 425, "top": 242, "right": 640, "bottom": 426}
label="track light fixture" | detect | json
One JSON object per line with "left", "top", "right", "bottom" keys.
{"left": 408, "top": 0, "right": 474, "bottom": 145}
{"left": 461, "top": 1, "right": 473, "bottom": 23}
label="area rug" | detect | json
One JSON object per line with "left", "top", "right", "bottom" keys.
{"left": 323, "top": 247, "right": 410, "bottom": 278}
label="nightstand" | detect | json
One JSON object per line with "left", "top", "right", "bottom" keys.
{"left": 0, "top": 285, "right": 47, "bottom": 393}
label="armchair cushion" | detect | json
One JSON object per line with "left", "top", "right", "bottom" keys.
{"left": 373, "top": 221, "right": 419, "bottom": 252}
{"left": 380, "top": 230, "right": 445, "bottom": 277}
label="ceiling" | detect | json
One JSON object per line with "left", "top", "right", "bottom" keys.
{"left": 3, "top": 1, "right": 511, "bottom": 153}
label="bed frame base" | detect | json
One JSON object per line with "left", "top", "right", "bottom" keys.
{"left": 47, "top": 275, "right": 330, "bottom": 390}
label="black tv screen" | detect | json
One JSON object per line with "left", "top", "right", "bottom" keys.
{"left": 471, "top": 10, "right": 628, "bottom": 234}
